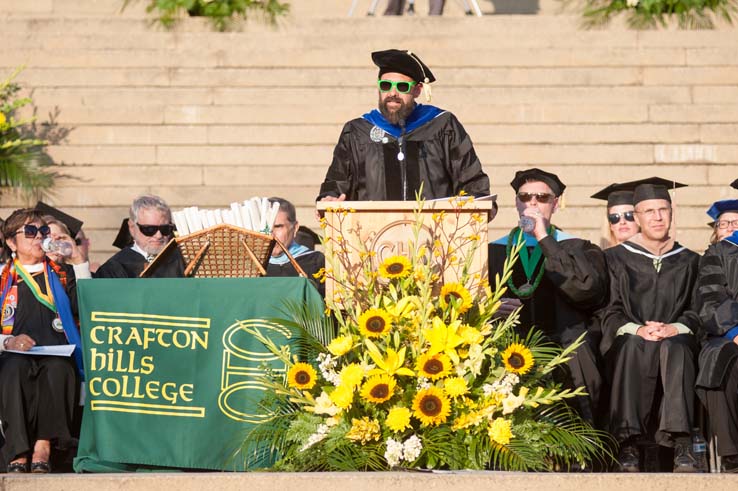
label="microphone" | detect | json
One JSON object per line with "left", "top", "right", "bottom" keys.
{"left": 519, "top": 216, "right": 536, "bottom": 234}
{"left": 398, "top": 119, "right": 408, "bottom": 200}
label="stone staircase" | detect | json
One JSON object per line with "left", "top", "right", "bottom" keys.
{"left": 1, "top": 0, "right": 737, "bottom": 261}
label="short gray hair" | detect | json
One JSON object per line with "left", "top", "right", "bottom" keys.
{"left": 129, "top": 194, "right": 172, "bottom": 223}
{"left": 268, "top": 197, "right": 296, "bottom": 224}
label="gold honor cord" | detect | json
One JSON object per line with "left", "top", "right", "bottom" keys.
{"left": 13, "top": 261, "right": 56, "bottom": 313}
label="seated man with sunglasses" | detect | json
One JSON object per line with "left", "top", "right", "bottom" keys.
{"left": 95, "top": 195, "right": 184, "bottom": 279}
{"left": 489, "top": 168, "right": 608, "bottom": 427}
{"left": 318, "top": 49, "right": 489, "bottom": 202}
{"left": 601, "top": 182, "right": 701, "bottom": 472}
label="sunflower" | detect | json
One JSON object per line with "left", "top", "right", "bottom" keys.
{"left": 379, "top": 255, "right": 412, "bottom": 279}
{"left": 501, "top": 343, "right": 534, "bottom": 375}
{"left": 439, "top": 283, "right": 474, "bottom": 314}
{"left": 415, "top": 352, "right": 452, "bottom": 380}
{"left": 412, "top": 387, "right": 451, "bottom": 426}
{"left": 358, "top": 308, "right": 392, "bottom": 338}
{"left": 385, "top": 406, "right": 412, "bottom": 432}
{"left": 360, "top": 374, "right": 397, "bottom": 404}
{"left": 287, "top": 362, "right": 317, "bottom": 390}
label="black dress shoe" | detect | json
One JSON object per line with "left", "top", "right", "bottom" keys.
{"left": 30, "top": 461, "right": 50, "bottom": 474}
{"left": 721, "top": 454, "right": 738, "bottom": 473}
{"left": 617, "top": 444, "right": 640, "bottom": 472}
{"left": 673, "top": 441, "right": 698, "bottom": 473}
{"left": 7, "top": 461, "right": 28, "bottom": 473}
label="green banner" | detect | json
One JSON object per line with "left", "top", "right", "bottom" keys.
{"left": 73, "top": 277, "right": 323, "bottom": 472}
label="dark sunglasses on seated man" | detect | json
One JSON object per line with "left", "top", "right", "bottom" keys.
{"left": 11, "top": 224, "right": 51, "bottom": 239}
{"left": 377, "top": 80, "right": 417, "bottom": 94}
{"left": 517, "top": 192, "right": 555, "bottom": 204}
{"left": 136, "top": 223, "right": 175, "bottom": 237}
{"left": 607, "top": 211, "right": 636, "bottom": 225}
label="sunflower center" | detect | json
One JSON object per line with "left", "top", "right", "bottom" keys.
{"left": 366, "top": 316, "right": 386, "bottom": 333}
{"left": 295, "top": 370, "right": 311, "bottom": 385}
{"left": 423, "top": 359, "right": 444, "bottom": 375}
{"left": 370, "top": 383, "right": 390, "bottom": 399}
{"left": 386, "top": 262, "right": 405, "bottom": 275}
{"left": 508, "top": 353, "right": 525, "bottom": 369}
{"left": 420, "top": 395, "right": 442, "bottom": 416}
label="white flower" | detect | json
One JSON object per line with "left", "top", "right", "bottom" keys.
{"left": 416, "top": 377, "right": 431, "bottom": 390}
{"left": 301, "top": 423, "right": 330, "bottom": 451}
{"left": 313, "top": 391, "right": 341, "bottom": 416}
{"left": 317, "top": 353, "right": 340, "bottom": 385}
{"left": 402, "top": 435, "right": 423, "bottom": 462}
{"left": 384, "top": 438, "right": 404, "bottom": 467}
{"left": 502, "top": 392, "right": 525, "bottom": 415}
{"left": 482, "top": 383, "right": 494, "bottom": 397}
{"left": 626, "top": 0, "right": 639, "bottom": 6}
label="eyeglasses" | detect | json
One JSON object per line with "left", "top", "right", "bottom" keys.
{"left": 12, "top": 224, "right": 51, "bottom": 239}
{"left": 517, "top": 192, "right": 555, "bottom": 204}
{"left": 136, "top": 223, "right": 175, "bottom": 237}
{"left": 716, "top": 219, "right": 738, "bottom": 230}
{"left": 378, "top": 80, "right": 417, "bottom": 94}
{"left": 607, "top": 211, "right": 635, "bottom": 225}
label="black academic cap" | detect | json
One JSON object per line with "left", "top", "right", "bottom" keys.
{"left": 591, "top": 184, "right": 635, "bottom": 207}
{"left": 731, "top": 178, "right": 738, "bottom": 190}
{"left": 627, "top": 177, "right": 687, "bottom": 205}
{"left": 295, "top": 225, "right": 321, "bottom": 251}
{"left": 112, "top": 218, "right": 133, "bottom": 249}
{"left": 34, "top": 201, "right": 83, "bottom": 238}
{"left": 510, "top": 168, "right": 566, "bottom": 197}
{"left": 372, "top": 49, "right": 436, "bottom": 84}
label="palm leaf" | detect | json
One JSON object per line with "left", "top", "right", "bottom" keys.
{"left": 268, "top": 298, "right": 335, "bottom": 361}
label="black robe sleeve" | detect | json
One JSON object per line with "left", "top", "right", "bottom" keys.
{"left": 697, "top": 243, "right": 738, "bottom": 337}
{"left": 319, "top": 122, "right": 355, "bottom": 200}
{"left": 538, "top": 236, "right": 608, "bottom": 311}
{"left": 444, "top": 114, "right": 489, "bottom": 198}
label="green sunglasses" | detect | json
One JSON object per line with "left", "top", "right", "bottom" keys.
{"left": 378, "top": 79, "right": 418, "bottom": 94}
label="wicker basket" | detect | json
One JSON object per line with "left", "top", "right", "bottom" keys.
{"left": 175, "top": 224, "right": 276, "bottom": 278}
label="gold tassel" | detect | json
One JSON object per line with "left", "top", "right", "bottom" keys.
{"left": 424, "top": 78, "right": 432, "bottom": 103}
{"left": 558, "top": 193, "right": 566, "bottom": 210}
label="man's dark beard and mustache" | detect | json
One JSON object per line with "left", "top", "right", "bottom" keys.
{"left": 378, "top": 94, "right": 416, "bottom": 125}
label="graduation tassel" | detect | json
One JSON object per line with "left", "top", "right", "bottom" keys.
{"left": 423, "top": 77, "right": 432, "bottom": 102}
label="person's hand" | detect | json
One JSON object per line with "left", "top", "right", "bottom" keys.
{"left": 636, "top": 324, "right": 661, "bottom": 341}
{"left": 494, "top": 297, "right": 522, "bottom": 318}
{"left": 5, "top": 334, "right": 36, "bottom": 352}
{"left": 320, "top": 194, "right": 346, "bottom": 202}
{"left": 645, "top": 321, "right": 678, "bottom": 339}
{"left": 521, "top": 207, "right": 549, "bottom": 241}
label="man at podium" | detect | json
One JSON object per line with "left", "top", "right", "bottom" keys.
{"left": 318, "top": 49, "right": 489, "bottom": 202}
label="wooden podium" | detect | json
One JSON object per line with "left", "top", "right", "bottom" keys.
{"left": 316, "top": 198, "right": 495, "bottom": 300}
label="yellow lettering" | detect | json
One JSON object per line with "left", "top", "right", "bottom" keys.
{"left": 124, "top": 327, "right": 142, "bottom": 346}
{"left": 191, "top": 331, "right": 208, "bottom": 350}
{"left": 140, "top": 355, "right": 154, "bottom": 375}
{"left": 90, "top": 326, "right": 105, "bottom": 344}
{"left": 146, "top": 380, "right": 160, "bottom": 400}
{"left": 156, "top": 329, "right": 172, "bottom": 347}
{"left": 180, "top": 384, "right": 194, "bottom": 402}
{"left": 173, "top": 330, "right": 189, "bottom": 349}
{"left": 107, "top": 326, "right": 123, "bottom": 345}
{"left": 89, "top": 377, "right": 101, "bottom": 396}
{"left": 102, "top": 377, "right": 120, "bottom": 397}
{"left": 143, "top": 328, "right": 157, "bottom": 350}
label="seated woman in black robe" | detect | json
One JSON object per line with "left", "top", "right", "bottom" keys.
{"left": 0, "top": 209, "right": 85, "bottom": 473}
{"left": 696, "top": 199, "right": 738, "bottom": 472}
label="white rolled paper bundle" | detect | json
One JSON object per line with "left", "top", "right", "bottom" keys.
{"left": 173, "top": 197, "right": 281, "bottom": 235}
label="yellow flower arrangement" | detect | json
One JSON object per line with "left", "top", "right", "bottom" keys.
{"left": 242, "top": 195, "right": 608, "bottom": 472}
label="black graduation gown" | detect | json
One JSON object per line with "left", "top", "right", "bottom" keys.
{"left": 695, "top": 239, "right": 738, "bottom": 456}
{"left": 601, "top": 241, "right": 701, "bottom": 445}
{"left": 266, "top": 250, "right": 326, "bottom": 297}
{"left": 318, "top": 112, "right": 490, "bottom": 200}
{"left": 94, "top": 246, "right": 184, "bottom": 279}
{"left": 0, "top": 263, "right": 79, "bottom": 466}
{"left": 488, "top": 232, "right": 608, "bottom": 422}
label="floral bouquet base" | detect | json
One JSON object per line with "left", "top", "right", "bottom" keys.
{"left": 240, "top": 196, "right": 610, "bottom": 472}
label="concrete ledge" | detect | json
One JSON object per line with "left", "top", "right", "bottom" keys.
{"left": 0, "top": 471, "right": 734, "bottom": 491}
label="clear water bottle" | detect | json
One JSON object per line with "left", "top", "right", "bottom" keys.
{"left": 41, "top": 237, "right": 73, "bottom": 258}
{"left": 692, "top": 427, "right": 708, "bottom": 472}
{"left": 519, "top": 216, "right": 536, "bottom": 234}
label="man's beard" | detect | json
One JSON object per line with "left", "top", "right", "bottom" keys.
{"left": 378, "top": 95, "right": 415, "bottom": 125}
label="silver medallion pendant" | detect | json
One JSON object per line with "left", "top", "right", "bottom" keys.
{"left": 52, "top": 317, "right": 64, "bottom": 332}
{"left": 370, "top": 125, "right": 386, "bottom": 143}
